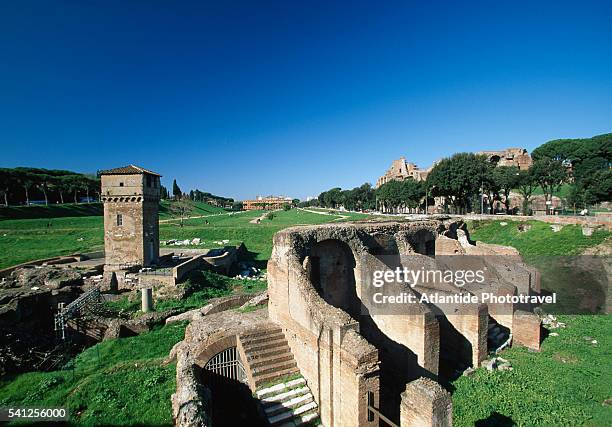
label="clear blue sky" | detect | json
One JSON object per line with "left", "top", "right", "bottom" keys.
{"left": 1, "top": 1, "right": 611, "bottom": 200}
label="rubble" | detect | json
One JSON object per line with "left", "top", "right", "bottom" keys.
{"left": 12, "top": 266, "right": 83, "bottom": 290}
{"left": 481, "top": 356, "right": 513, "bottom": 372}
{"left": 234, "top": 262, "right": 267, "bottom": 281}
{"left": 517, "top": 223, "right": 532, "bottom": 233}
{"left": 239, "top": 291, "right": 268, "bottom": 310}
{"left": 164, "top": 238, "right": 205, "bottom": 246}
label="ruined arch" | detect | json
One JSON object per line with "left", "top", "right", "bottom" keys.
{"left": 307, "top": 239, "right": 360, "bottom": 320}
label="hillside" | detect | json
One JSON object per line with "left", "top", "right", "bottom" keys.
{"left": 0, "top": 201, "right": 226, "bottom": 221}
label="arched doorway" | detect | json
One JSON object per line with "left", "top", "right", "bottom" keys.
{"left": 308, "top": 239, "right": 360, "bottom": 320}
{"left": 203, "top": 346, "right": 247, "bottom": 385}
{"left": 199, "top": 343, "right": 265, "bottom": 426}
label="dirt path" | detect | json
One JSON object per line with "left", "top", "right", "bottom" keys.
{"left": 297, "top": 208, "right": 350, "bottom": 221}
{"left": 159, "top": 211, "right": 245, "bottom": 224}
{"left": 250, "top": 210, "right": 281, "bottom": 224}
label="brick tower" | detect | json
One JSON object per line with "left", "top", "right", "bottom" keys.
{"left": 100, "top": 165, "right": 161, "bottom": 281}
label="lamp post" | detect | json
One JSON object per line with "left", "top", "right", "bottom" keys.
{"left": 480, "top": 179, "right": 484, "bottom": 215}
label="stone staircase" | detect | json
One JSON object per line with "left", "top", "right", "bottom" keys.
{"left": 256, "top": 377, "right": 319, "bottom": 426}
{"left": 238, "top": 325, "right": 319, "bottom": 426}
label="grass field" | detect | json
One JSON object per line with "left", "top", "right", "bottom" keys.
{"left": 0, "top": 322, "right": 187, "bottom": 426}
{"left": 468, "top": 219, "right": 610, "bottom": 259}
{"left": 452, "top": 314, "right": 611, "bottom": 426}
{"left": 0, "top": 205, "right": 360, "bottom": 269}
{"left": 456, "top": 220, "right": 611, "bottom": 426}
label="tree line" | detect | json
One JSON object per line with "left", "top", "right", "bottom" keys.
{"left": 167, "top": 179, "right": 235, "bottom": 207}
{"left": 0, "top": 167, "right": 100, "bottom": 206}
{"left": 316, "top": 133, "right": 611, "bottom": 215}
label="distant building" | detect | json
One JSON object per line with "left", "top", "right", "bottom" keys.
{"left": 375, "top": 156, "right": 433, "bottom": 187}
{"left": 477, "top": 148, "right": 532, "bottom": 170}
{"left": 100, "top": 165, "right": 161, "bottom": 273}
{"left": 377, "top": 148, "right": 532, "bottom": 188}
{"left": 243, "top": 195, "right": 293, "bottom": 210}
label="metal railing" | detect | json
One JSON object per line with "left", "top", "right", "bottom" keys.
{"left": 367, "top": 391, "right": 398, "bottom": 427}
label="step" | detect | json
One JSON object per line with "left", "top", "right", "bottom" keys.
{"left": 250, "top": 352, "right": 294, "bottom": 369}
{"left": 241, "top": 331, "right": 286, "bottom": 346}
{"left": 296, "top": 410, "right": 319, "bottom": 426}
{"left": 240, "top": 327, "right": 283, "bottom": 341}
{"left": 261, "top": 386, "right": 310, "bottom": 405}
{"left": 256, "top": 377, "right": 305, "bottom": 399}
{"left": 278, "top": 410, "right": 319, "bottom": 427}
{"left": 252, "top": 360, "right": 297, "bottom": 377}
{"left": 243, "top": 337, "right": 288, "bottom": 353}
{"left": 269, "top": 401, "right": 317, "bottom": 426}
{"left": 264, "top": 392, "right": 313, "bottom": 417}
{"left": 254, "top": 367, "right": 301, "bottom": 387}
{"left": 246, "top": 345, "right": 292, "bottom": 362}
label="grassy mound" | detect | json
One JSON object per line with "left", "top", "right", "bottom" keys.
{"left": 0, "top": 322, "right": 187, "bottom": 426}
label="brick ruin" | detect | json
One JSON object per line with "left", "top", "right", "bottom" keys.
{"left": 173, "top": 217, "right": 542, "bottom": 426}
{"left": 100, "top": 164, "right": 162, "bottom": 289}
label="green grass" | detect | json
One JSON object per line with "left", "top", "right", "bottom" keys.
{"left": 158, "top": 209, "right": 345, "bottom": 261}
{"left": 452, "top": 315, "right": 611, "bottom": 426}
{"left": 0, "top": 206, "right": 355, "bottom": 269}
{"left": 456, "top": 220, "right": 612, "bottom": 426}
{"left": 105, "top": 270, "right": 267, "bottom": 315}
{"left": 467, "top": 219, "right": 610, "bottom": 259}
{"left": 0, "top": 322, "right": 187, "bottom": 426}
{"left": 0, "top": 203, "right": 104, "bottom": 220}
{"left": 0, "top": 201, "right": 229, "bottom": 269}
{"left": 528, "top": 183, "right": 573, "bottom": 198}
{"left": 0, "top": 216, "right": 104, "bottom": 269}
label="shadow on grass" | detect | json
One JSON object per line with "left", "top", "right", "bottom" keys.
{"left": 240, "top": 248, "right": 268, "bottom": 270}
{"left": 0, "top": 203, "right": 103, "bottom": 220}
{"left": 475, "top": 411, "right": 516, "bottom": 426}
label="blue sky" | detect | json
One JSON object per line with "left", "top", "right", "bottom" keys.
{"left": 1, "top": 1, "right": 611, "bottom": 200}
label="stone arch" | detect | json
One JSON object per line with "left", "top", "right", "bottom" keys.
{"left": 399, "top": 229, "right": 436, "bottom": 256}
{"left": 195, "top": 335, "right": 238, "bottom": 367}
{"left": 307, "top": 239, "right": 360, "bottom": 320}
{"left": 193, "top": 334, "right": 263, "bottom": 427}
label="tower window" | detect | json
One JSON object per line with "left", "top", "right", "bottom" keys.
{"left": 119, "top": 182, "right": 124, "bottom": 187}
{"left": 116, "top": 214, "right": 123, "bottom": 226}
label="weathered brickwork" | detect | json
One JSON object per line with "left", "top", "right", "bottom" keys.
{"left": 100, "top": 165, "right": 161, "bottom": 284}
{"left": 267, "top": 218, "right": 541, "bottom": 425}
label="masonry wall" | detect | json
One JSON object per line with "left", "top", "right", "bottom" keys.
{"left": 268, "top": 239, "right": 379, "bottom": 427}
{"left": 103, "top": 200, "right": 145, "bottom": 268}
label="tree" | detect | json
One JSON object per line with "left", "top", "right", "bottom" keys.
{"left": 55, "top": 176, "right": 71, "bottom": 204}
{"left": 232, "top": 201, "right": 243, "bottom": 211}
{"left": 283, "top": 203, "right": 291, "bottom": 211}
{"left": 492, "top": 166, "right": 519, "bottom": 213}
{"left": 0, "top": 169, "right": 12, "bottom": 206}
{"left": 172, "top": 179, "right": 182, "bottom": 200}
{"left": 64, "top": 175, "right": 85, "bottom": 203}
{"left": 532, "top": 133, "right": 611, "bottom": 204}
{"left": 530, "top": 158, "right": 568, "bottom": 214}
{"left": 516, "top": 169, "right": 537, "bottom": 215}
{"left": 426, "top": 153, "right": 493, "bottom": 213}
{"left": 14, "top": 169, "right": 35, "bottom": 205}
{"left": 36, "top": 174, "right": 54, "bottom": 205}
{"left": 160, "top": 185, "right": 169, "bottom": 200}
{"left": 318, "top": 187, "right": 342, "bottom": 208}
{"left": 168, "top": 198, "right": 195, "bottom": 227}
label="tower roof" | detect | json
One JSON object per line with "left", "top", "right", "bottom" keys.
{"left": 100, "top": 164, "right": 161, "bottom": 177}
